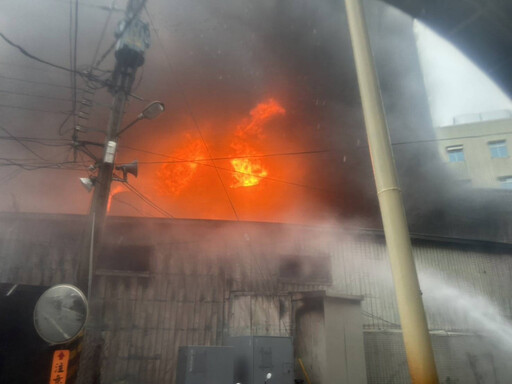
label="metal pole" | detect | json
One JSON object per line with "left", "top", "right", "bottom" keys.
{"left": 87, "top": 212, "right": 95, "bottom": 300}
{"left": 344, "top": 0, "right": 439, "bottom": 383}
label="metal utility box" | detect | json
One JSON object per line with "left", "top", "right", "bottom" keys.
{"left": 176, "top": 346, "right": 234, "bottom": 384}
{"left": 227, "top": 336, "right": 294, "bottom": 384}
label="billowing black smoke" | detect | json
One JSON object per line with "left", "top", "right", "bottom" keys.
{"left": 1, "top": 0, "right": 511, "bottom": 241}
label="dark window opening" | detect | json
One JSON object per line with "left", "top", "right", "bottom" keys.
{"left": 97, "top": 244, "right": 152, "bottom": 274}
{"left": 278, "top": 254, "right": 332, "bottom": 284}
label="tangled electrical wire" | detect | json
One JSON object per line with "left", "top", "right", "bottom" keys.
{"left": 0, "top": 157, "right": 89, "bottom": 171}
{"left": 0, "top": 32, "right": 111, "bottom": 89}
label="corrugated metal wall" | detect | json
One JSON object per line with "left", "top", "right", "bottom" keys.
{"left": 364, "top": 331, "right": 512, "bottom": 384}
{"left": 331, "top": 237, "right": 512, "bottom": 331}
{"left": 1, "top": 214, "right": 511, "bottom": 383}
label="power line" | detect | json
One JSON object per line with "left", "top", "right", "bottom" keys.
{"left": 0, "top": 162, "right": 87, "bottom": 171}
{"left": 0, "top": 88, "right": 110, "bottom": 109}
{"left": 0, "top": 156, "right": 84, "bottom": 166}
{"left": 0, "top": 32, "right": 109, "bottom": 87}
{"left": 126, "top": 130, "right": 512, "bottom": 157}
{"left": 120, "top": 144, "right": 339, "bottom": 192}
{"left": 0, "top": 135, "right": 71, "bottom": 142}
{"left": 0, "top": 163, "right": 86, "bottom": 171}
{"left": 0, "top": 88, "right": 74, "bottom": 103}
{"left": 0, "top": 31, "right": 78, "bottom": 73}
{"left": 0, "top": 60, "right": 70, "bottom": 74}
{"left": 128, "top": 150, "right": 335, "bottom": 193}
{"left": 74, "top": 0, "right": 79, "bottom": 94}
{"left": 50, "top": 0, "right": 124, "bottom": 13}
{"left": 70, "top": 0, "right": 80, "bottom": 140}
{"left": 124, "top": 182, "right": 174, "bottom": 218}
{"left": 145, "top": 6, "right": 240, "bottom": 221}
{"left": 0, "top": 125, "right": 47, "bottom": 161}
{"left": 59, "top": 112, "right": 75, "bottom": 136}
{"left": 75, "top": 144, "right": 100, "bottom": 162}
{"left": 121, "top": 144, "right": 336, "bottom": 161}
{"left": 0, "top": 74, "right": 85, "bottom": 90}
{"left": 0, "top": 131, "right": 85, "bottom": 167}
{"left": 66, "top": 0, "right": 116, "bottom": 142}
{"left": 0, "top": 157, "right": 87, "bottom": 171}
{"left": 69, "top": 0, "right": 74, "bottom": 115}
{"left": 0, "top": 148, "right": 77, "bottom": 186}
{"left": 0, "top": 156, "right": 53, "bottom": 162}
{"left": 0, "top": 103, "right": 71, "bottom": 115}
{"left": 111, "top": 195, "right": 148, "bottom": 216}
{"left": 91, "top": 0, "right": 118, "bottom": 66}
{"left": 212, "top": 162, "right": 335, "bottom": 192}
{"left": 0, "top": 135, "right": 72, "bottom": 147}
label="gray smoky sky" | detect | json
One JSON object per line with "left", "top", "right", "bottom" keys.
{"left": 0, "top": 0, "right": 510, "bottom": 239}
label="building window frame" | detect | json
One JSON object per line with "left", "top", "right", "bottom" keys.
{"left": 446, "top": 145, "right": 465, "bottom": 163}
{"left": 488, "top": 140, "right": 509, "bottom": 159}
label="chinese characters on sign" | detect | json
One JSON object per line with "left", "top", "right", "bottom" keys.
{"left": 49, "top": 350, "right": 69, "bottom": 384}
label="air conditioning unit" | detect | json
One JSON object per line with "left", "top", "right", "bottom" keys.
{"left": 176, "top": 346, "right": 234, "bottom": 384}
{"left": 227, "top": 336, "right": 294, "bottom": 384}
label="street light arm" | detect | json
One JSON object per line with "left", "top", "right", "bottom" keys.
{"left": 116, "top": 114, "right": 143, "bottom": 137}
{"left": 115, "top": 101, "right": 164, "bottom": 137}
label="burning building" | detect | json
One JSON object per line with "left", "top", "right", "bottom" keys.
{"left": 1, "top": 212, "right": 512, "bottom": 383}
{"left": 1, "top": 0, "right": 512, "bottom": 383}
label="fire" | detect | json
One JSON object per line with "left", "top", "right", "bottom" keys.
{"left": 107, "top": 184, "right": 126, "bottom": 212}
{"left": 231, "top": 157, "right": 268, "bottom": 188}
{"left": 157, "top": 136, "right": 207, "bottom": 195}
{"left": 157, "top": 98, "right": 286, "bottom": 194}
{"left": 230, "top": 99, "right": 285, "bottom": 188}
{"left": 235, "top": 98, "right": 286, "bottom": 138}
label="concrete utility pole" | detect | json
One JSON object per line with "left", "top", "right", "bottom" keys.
{"left": 76, "top": 0, "right": 149, "bottom": 294}
{"left": 75, "top": 1, "right": 150, "bottom": 383}
{"left": 344, "top": 0, "right": 439, "bottom": 383}
{"left": 76, "top": 72, "right": 133, "bottom": 292}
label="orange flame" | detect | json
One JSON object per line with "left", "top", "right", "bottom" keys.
{"left": 230, "top": 158, "right": 268, "bottom": 187}
{"left": 107, "top": 184, "right": 126, "bottom": 212}
{"left": 229, "top": 142, "right": 266, "bottom": 188}
{"left": 230, "top": 98, "right": 285, "bottom": 188}
{"left": 235, "top": 98, "right": 286, "bottom": 138}
{"left": 157, "top": 98, "right": 286, "bottom": 193}
{"left": 157, "top": 137, "right": 207, "bottom": 195}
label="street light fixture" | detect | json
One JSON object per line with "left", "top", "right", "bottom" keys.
{"left": 140, "top": 101, "right": 165, "bottom": 120}
{"left": 116, "top": 100, "right": 165, "bottom": 137}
